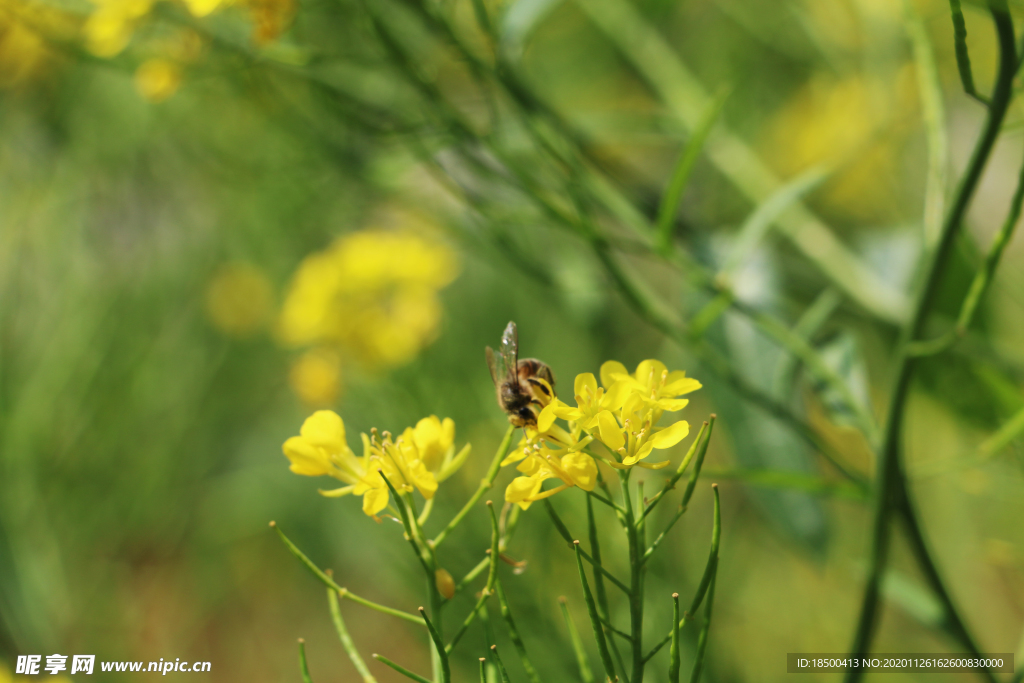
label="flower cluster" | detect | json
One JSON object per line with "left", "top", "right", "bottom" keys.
{"left": 503, "top": 360, "right": 700, "bottom": 509}
{"left": 283, "top": 410, "right": 470, "bottom": 517}
{"left": 277, "top": 228, "right": 459, "bottom": 369}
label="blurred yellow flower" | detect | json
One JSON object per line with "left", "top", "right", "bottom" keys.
{"left": 283, "top": 410, "right": 469, "bottom": 516}
{"left": 204, "top": 262, "right": 275, "bottom": 338}
{"left": 83, "top": 0, "right": 152, "bottom": 57}
{"left": 0, "top": 0, "right": 68, "bottom": 87}
{"left": 278, "top": 228, "right": 459, "bottom": 368}
{"left": 288, "top": 347, "right": 342, "bottom": 407}
{"left": 246, "top": 0, "right": 294, "bottom": 44}
{"left": 503, "top": 424, "right": 597, "bottom": 510}
{"left": 134, "top": 58, "right": 181, "bottom": 102}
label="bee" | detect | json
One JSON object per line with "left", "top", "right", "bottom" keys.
{"left": 486, "top": 321, "right": 556, "bottom": 428}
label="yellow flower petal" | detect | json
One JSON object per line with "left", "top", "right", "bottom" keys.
{"left": 362, "top": 486, "right": 389, "bottom": 516}
{"left": 537, "top": 403, "right": 559, "bottom": 432}
{"left": 282, "top": 436, "right": 331, "bottom": 476}
{"left": 318, "top": 485, "right": 356, "bottom": 497}
{"left": 657, "top": 398, "right": 690, "bottom": 412}
{"left": 650, "top": 420, "right": 690, "bottom": 449}
{"left": 599, "top": 380, "right": 631, "bottom": 412}
{"left": 505, "top": 475, "right": 543, "bottom": 504}
{"left": 663, "top": 376, "right": 702, "bottom": 396}
{"left": 561, "top": 451, "right": 597, "bottom": 491}
{"left": 597, "top": 411, "right": 625, "bottom": 452}
{"left": 574, "top": 372, "right": 598, "bottom": 399}
{"left": 299, "top": 410, "right": 346, "bottom": 451}
{"left": 600, "top": 360, "right": 629, "bottom": 388}
{"left": 634, "top": 460, "right": 671, "bottom": 470}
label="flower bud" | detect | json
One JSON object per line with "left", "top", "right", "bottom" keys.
{"left": 435, "top": 568, "right": 455, "bottom": 600}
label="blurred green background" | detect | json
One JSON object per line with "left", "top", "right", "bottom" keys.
{"left": 2, "top": 0, "right": 1024, "bottom": 680}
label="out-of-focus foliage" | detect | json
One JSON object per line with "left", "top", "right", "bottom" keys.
{"left": 2, "top": 0, "right": 1024, "bottom": 680}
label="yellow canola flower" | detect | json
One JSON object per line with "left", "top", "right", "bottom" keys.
{"left": 83, "top": 0, "right": 153, "bottom": 57}
{"left": 283, "top": 410, "right": 468, "bottom": 516}
{"left": 503, "top": 423, "right": 597, "bottom": 510}
{"left": 134, "top": 58, "right": 181, "bottom": 102}
{"left": 278, "top": 228, "right": 459, "bottom": 368}
{"left": 503, "top": 359, "right": 701, "bottom": 508}
{"left": 288, "top": 347, "right": 342, "bottom": 407}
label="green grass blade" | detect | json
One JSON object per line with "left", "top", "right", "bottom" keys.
{"left": 948, "top": 0, "right": 989, "bottom": 105}
{"left": 686, "top": 572, "right": 717, "bottom": 683}
{"left": 655, "top": 88, "right": 730, "bottom": 254}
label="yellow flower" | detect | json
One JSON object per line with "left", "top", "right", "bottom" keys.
{"left": 501, "top": 421, "right": 599, "bottom": 510}
{"left": 245, "top": 0, "right": 294, "bottom": 43}
{"left": 601, "top": 359, "right": 701, "bottom": 424}
{"left": 83, "top": 0, "right": 153, "bottom": 57}
{"left": 283, "top": 410, "right": 469, "bottom": 516}
{"left": 204, "top": 262, "right": 275, "bottom": 337}
{"left": 594, "top": 398, "right": 690, "bottom": 468}
{"left": 536, "top": 371, "right": 631, "bottom": 433}
{"left": 134, "top": 58, "right": 181, "bottom": 102}
{"left": 288, "top": 347, "right": 342, "bottom": 407}
{"left": 412, "top": 415, "right": 455, "bottom": 472}
{"left": 278, "top": 228, "right": 459, "bottom": 368}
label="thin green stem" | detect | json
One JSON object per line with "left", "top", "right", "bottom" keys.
{"left": 434, "top": 425, "right": 515, "bottom": 547}
{"left": 560, "top": 597, "right": 595, "bottom": 683}
{"left": 618, "top": 469, "right": 644, "bottom": 683}
{"left": 949, "top": 0, "right": 991, "bottom": 106}
{"left": 495, "top": 580, "right": 542, "bottom": 683}
{"left": 846, "top": 4, "right": 1016, "bottom": 678}
{"left": 645, "top": 485, "right": 720, "bottom": 663}
{"left": 641, "top": 419, "right": 711, "bottom": 522}
{"left": 687, "top": 573, "right": 717, "bottom": 683}
{"left": 669, "top": 593, "right": 681, "bottom": 683}
{"left": 328, "top": 585, "right": 378, "bottom": 683}
{"left": 909, "top": 152, "right": 1024, "bottom": 358}
{"left": 574, "top": 540, "right": 619, "bottom": 682}
{"left": 270, "top": 522, "right": 424, "bottom": 625}
{"left": 447, "top": 501, "right": 501, "bottom": 654}
{"left": 419, "top": 607, "right": 450, "bottom": 683}
{"left": 588, "top": 496, "right": 630, "bottom": 683}
{"left": 479, "top": 658, "right": 487, "bottom": 683}
{"left": 373, "top": 654, "right": 433, "bottom": 683}
{"left": 298, "top": 639, "right": 313, "bottom": 683}
{"left": 490, "top": 645, "right": 513, "bottom": 683}
{"left": 545, "top": 499, "right": 632, "bottom": 594}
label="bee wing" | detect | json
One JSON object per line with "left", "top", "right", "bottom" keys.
{"left": 485, "top": 346, "right": 501, "bottom": 387}
{"left": 499, "top": 321, "right": 520, "bottom": 389}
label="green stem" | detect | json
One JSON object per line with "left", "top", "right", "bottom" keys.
{"left": 687, "top": 573, "right": 717, "bottom": 683}
{"left": 373, "top": 654, "right": 433, "bottom": 683}
{"left": 669, "top": 594, "right": 681, "bottom": 683}
{"left": 545, "top": 499, "right": 631, "bottom": 594}
{"left": 949, "top": 0, "right": 991, "bottom": 106}
{"left": 420, "top": 607, "right": 450, "bottom": 683}
{"left": 588, "top": 496, "right": 630, "bottom": 683}
{"left": 645, "top": 485, "right": 720, "bottom": 663}
{"left": 560, "top": 596, "right": 595, "bottom": 683}
{"left": 434, "top": 425, "right": 515, "bottom": 547}
{"left": 641, "top": 418, "right": 712, "bottom": 522}
{"left": 328, "top": 586, "right": 378, "bottom": 683}
{"left": 618, "top": 470, "right": 644, "bottom": 683}
{"left": 270, "top": 522, "right": 424, "bottom": 625}
{"left": 489, "top": 645, "right": 513, "bottom": 683}
{"left": 447, "top": 502, "right": 500, "bottom": 654}
{"left": 574, "top": 540, "right": 619, "bottom": 682}
{"left": 298, "top": 639, "right": 313, "bottom": 683}
{"left": 846, "top": 4, "right": 1016, "bottom": 678}
{"left": 495, "top": 579, "right": 542, "bottom": 683}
